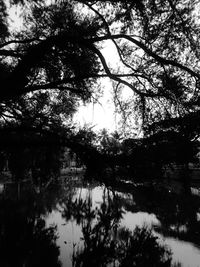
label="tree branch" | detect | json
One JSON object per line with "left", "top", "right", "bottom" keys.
{"left": 86, "top": 42, "right": 161, "bottom": 97}
{"left": 0, "top": 38, "right": 42, "bottom": 49}
{"left": 1, "top": 30, "right": 198, "bottom": 101}
{"left": 25, "top": 83, "right": 85, "bottom": 95}
{"left": 92, "top": 34, "right": 200, "bottom": 79}
{"left": 0, "top": 49, "right": 23, "bottom": 58}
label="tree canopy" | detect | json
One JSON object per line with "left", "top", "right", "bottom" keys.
{"left": 1, "top": 0, "right": 200, "bottom": 134}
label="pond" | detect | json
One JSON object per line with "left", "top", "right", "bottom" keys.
{"left": 1, "top": 174, "right": 200, "bottom": 267}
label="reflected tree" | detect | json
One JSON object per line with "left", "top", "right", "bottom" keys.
{"left": 0, "top": 186, "right": 62, "bottom": 267}
{"left": 117, "top": 226, "right": 172, "bottom": 267}
{"left": 61, "top": 187, "right": 176, "bottom": 267}
{"left": 113, "top": 182, "right": 200, "bottom": 248}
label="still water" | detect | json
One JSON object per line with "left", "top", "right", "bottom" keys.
{"left": 1, "top": 175, "right": 200, "bottom": 267}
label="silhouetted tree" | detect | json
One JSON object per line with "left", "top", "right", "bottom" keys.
{"left": 0, "top": 182, "right": 62, "bottom": 267}
{"left": 0, "top": 0, "right": 200, "bottom": 133}
{"left": 61, "top": 188, "right": 176, "bottom": 267}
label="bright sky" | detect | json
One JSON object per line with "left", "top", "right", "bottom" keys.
{"left": 74, "top": 41, "right": 126, "bottom": 132}
{"left": 74, "top": 79, "right": 116, "bottom": 131}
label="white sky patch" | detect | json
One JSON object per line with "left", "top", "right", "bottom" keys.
{"left": 74, "top": 40, "right": 134, "bottom": 132}
{"left": 74, "top": 41, "right": 120, "bottom": 131}
{"left": 74, "top": 78, "right": 117, "bottom": 132}
{"left": 7, "top": 2, "right": 23, "bottom": 31}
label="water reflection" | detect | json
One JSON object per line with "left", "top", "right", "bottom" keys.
{"left": 0, "top": 182, "right": 62, "bottom": 267}
{"left": 1, "top": 146, "right": 200, "bottom": 266}
{"left": 114, "top": 183, "right": 200, "bottom": 247}
{"left": 47, "top": 179, "right": 200, "bottom": 267}
{"left": 55, "top": 187, "right": 172, "bottom": 267}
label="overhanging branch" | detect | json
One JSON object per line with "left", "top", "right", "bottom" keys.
{"left": 92, "top": 34, "right": 200, "bottom": 79}
{"left": 0, "top": 49, "right": 23, "bottom": 58}
{"left": 87, "top": 42, "right": 161, "bottom": 97}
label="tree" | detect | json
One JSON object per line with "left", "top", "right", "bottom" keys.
{"left": 0, "top": 0, "right": 200, "bottom": 133}
{"left": 63, "top": 189, "right": 174, "bottom": 267}
{"left": 0, "top": 90, "right": 78, "bottom": 131}
{"left": 97, "top": 129, "right": 122, "bottom": 156}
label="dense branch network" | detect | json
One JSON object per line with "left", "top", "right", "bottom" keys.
{"left": 1, "top": 32, "right": 198, "bottom": 98}
{"left": 0, "top": 0, "right": 200, "bottom": 132}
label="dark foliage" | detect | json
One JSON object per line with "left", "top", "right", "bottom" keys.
{"left": 61, "top": 189, "right": 174, "bottom": 267}
{"left": 0, "top": 0, "right": 199, "bottom": 133}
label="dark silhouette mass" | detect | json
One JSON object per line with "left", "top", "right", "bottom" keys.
{"left": 0, "top": 1, "right": 200, "bottom": 266}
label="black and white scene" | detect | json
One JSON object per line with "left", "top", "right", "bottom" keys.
{"left": 1, "top": 1, "right": 200, "bottom": 266}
